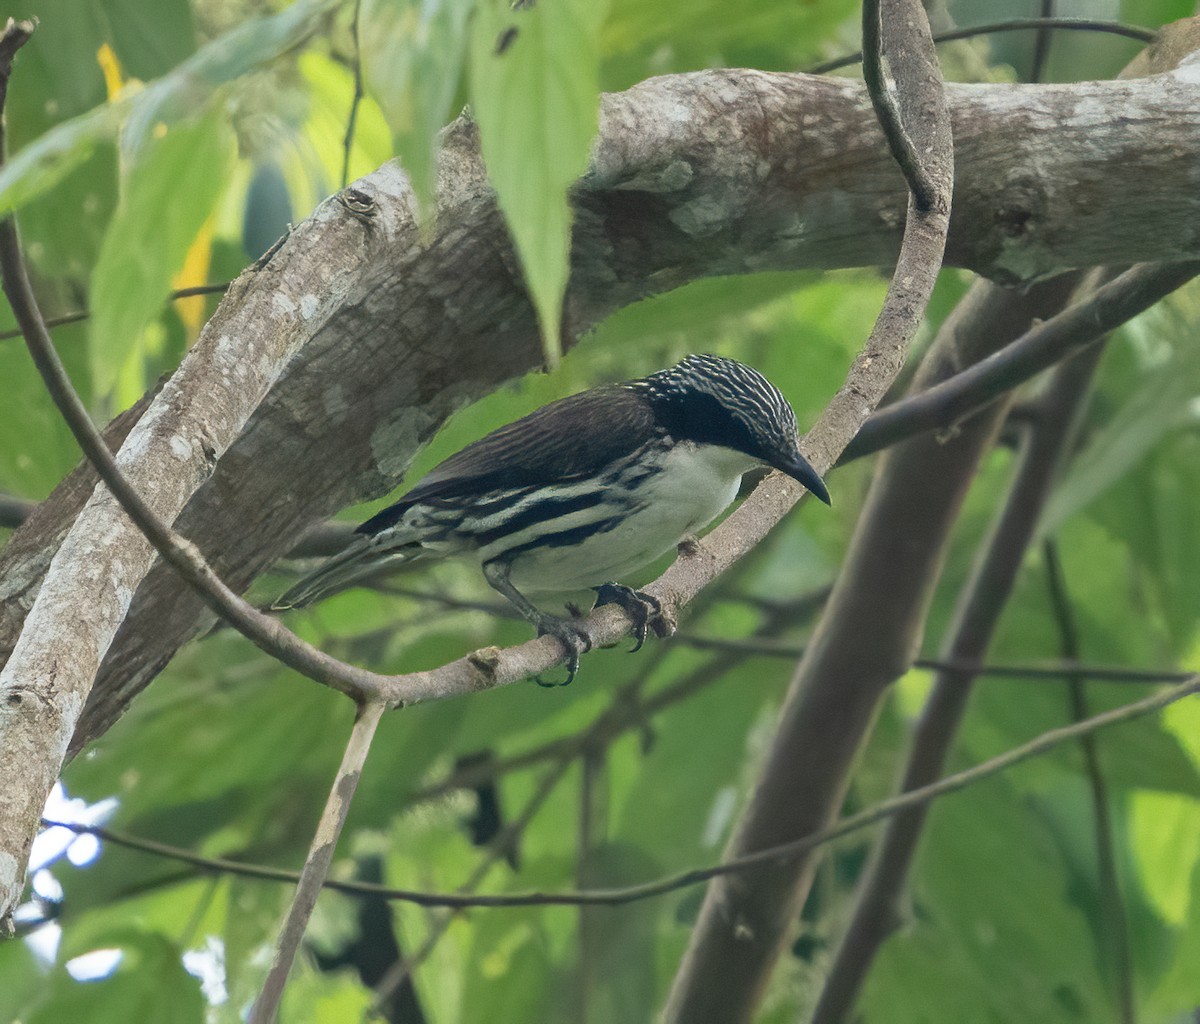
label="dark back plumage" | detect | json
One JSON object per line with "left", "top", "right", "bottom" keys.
{"left": 359, "top": 354, "right": 812, "bottom": 537}
{"left": 359, "top": 386, "right": 659, "bottom": 534}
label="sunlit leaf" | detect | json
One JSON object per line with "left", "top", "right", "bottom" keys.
{"left": 864, "top": 777, "right": 1110, "bottom": 1024}
{"left": 359, "top": 0, "right": 473, "bottom": 213}
{"left": 89, "top": 109, "right": 233, "bottom": 401}
{"left": 26, "top": 930, "right": 204, "bottom": 1024}
{"left": 469, "top": 0, "right": 607, "bottom": 365}
{"left": 0, "top": 0, "right": 342, "bottom": 216}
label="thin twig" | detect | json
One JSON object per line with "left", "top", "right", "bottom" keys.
{"left": 677, "top": 633, "right": 1190, "bottom": 683}
{"left": 860, "top": 0, "right": 936, "bottom": 210}
{"left": 0, "top": 283, "right": 230, "bottom": 341}
{"left": 812, "top": 314, "right": 1107, "bottom": 1024}
{"left": 42, "top": 670, "right": 1200, "bottom": 910}
{"left": 1030, "top": 0, "right": 1055, "bottom": 84}
{"left": 808, "top": 17, "right": 1155, "bottom": 75}
{"left": 250, "top": 700, "right": 384, "bottom": 1024}
{"left": 340, "top": 0, "right": 364, "bottom": 190}
{"left": 843, "top": 261, "right": 1200, "bottom": 463}
{"left": 0, "top": 19, "right": 33, "bottom": 139}
{"left": 1043, "top": 538, "right": 1136, "bottom": 1024}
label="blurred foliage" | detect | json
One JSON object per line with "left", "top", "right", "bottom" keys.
{"left": 2, "top": 0, "right": 1200, "bottom": 1022}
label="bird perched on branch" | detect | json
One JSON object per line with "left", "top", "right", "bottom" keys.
{"left": 274, "top": 354, "right": 829, "bottom": 682}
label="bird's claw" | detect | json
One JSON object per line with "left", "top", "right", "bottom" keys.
{"left": 594, "top": 583, "right": 673, "bottom": 653}
{"left": 533, "top": 615, "right": 592, "bottom": 687}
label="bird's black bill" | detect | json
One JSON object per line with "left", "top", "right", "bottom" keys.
{"left": 773, "top": 453, "right": 831, "bottom": 506}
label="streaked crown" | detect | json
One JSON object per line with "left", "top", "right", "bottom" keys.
{"left": 627, "top": 354, "right": 830, "bottom": 504}
{"left": 631, "top": 353, "right": 798, "bottom": 453}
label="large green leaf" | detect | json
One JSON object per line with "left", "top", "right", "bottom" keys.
{"left": 863, "top": 776, "right": 1110, "bottom": 1024}
{"left": 601, "top": 0, "right": 855, "bottom": 88}
{"left": 1043, "top": 295, "right": 1200, "bottom": 534}
{"left": 89, "top": 109, "right": 233, "bottom": 401}
{"left": 0, "top": 317, "right": 93, "bottom": 497}
{"left": 1147, "top": 858, "right": 1200, "bottom": 1017}
{"left": 469, "top": 0, "right": 607, "bottom": 366}
{"left": 0, "top": 0, "right": 343, "bottom": 216}
{"left": 360, "top": 0, "right": 473, "bottom": 213}
{"left": 26, "top": 930, "right": 205, "bottom": 1024}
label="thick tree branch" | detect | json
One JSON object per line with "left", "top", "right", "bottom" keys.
{"left": 812, "top": 319, "right": 1105, "bottom": 1024}
{"left": 664, "top": 1, "right": 954, "bottom": 1018}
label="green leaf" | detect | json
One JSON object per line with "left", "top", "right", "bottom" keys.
{"left": 1043, "top": 298, "right": 1200, "bottom": 534}
{"left": 864, "top": 776, "right": 1110, "bottom": 1024}
{"left": 280, "top": 963, "right": 374, "bottom": 1023}
{"left": 601, "top": 0, "right": 855, "bottom": 87}
{"left": 575, "top": 842, "right": 663, "bottom": 1022}
{"left": 99, "top": 0, "right": 197, "bottom": 82}
{"left": 0, "top": 0, "right": 342, "bottom": 216}
{"left": 359, "top": 0, "right": 473, "bottom": 213}
{"left": 469, "top": 0, "right": 607, "bottom": 366}
{"left": 26, "top": 930, "right": 205, "bottom": 1024}
{"left": 89, "top": 109, "right": 233, "bottom": 401}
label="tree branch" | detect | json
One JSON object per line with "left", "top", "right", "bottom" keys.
{"left": 845, "top": 260, "right": 1200, "bottom": 462}
{"left": 1043, "top": 538, "right": 1136, "bottom": 1024}
{"left": 39, "top": 667, "right": 1200, "bottom": 911}
{"left": 812, "top": 308, "right": 1106, "bottom": 1024}
{"left": 807, "top": 17, "right": 1156, "bottom": 74}
{"left": 250, "top": 701, "right": 384, "bottom": 1024}
{"left": 664, "top": 0, "right": 953, "bottom": 1017}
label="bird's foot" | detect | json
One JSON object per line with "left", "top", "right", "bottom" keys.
{"left": 594, "top": 583, "right": 674, "bottom": 653}
{"left": 532, "top": 613, "right": 592, "bottom": 687}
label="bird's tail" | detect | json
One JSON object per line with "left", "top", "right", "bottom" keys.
{"left": 270, "top": 536, "right": 414, "bottom": 611}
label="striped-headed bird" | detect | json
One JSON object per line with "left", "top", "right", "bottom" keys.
{"left": 274, "top": 354, "right": 830, "bottom": 682}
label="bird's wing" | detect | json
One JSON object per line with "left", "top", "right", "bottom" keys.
{"left": 358, "top": 386, "right": 658, "bottom": 535}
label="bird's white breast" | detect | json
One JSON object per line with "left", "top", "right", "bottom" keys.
{"left": 505, "top": 441, "right": 759, "bottom": 595}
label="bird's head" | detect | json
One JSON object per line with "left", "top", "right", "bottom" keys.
{"left": 630, "top": 354, "right": 831, "bottom": 505}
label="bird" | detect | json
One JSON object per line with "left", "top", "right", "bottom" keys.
{"left": 274, "top": 354, "right": 830, "bottom": 683}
